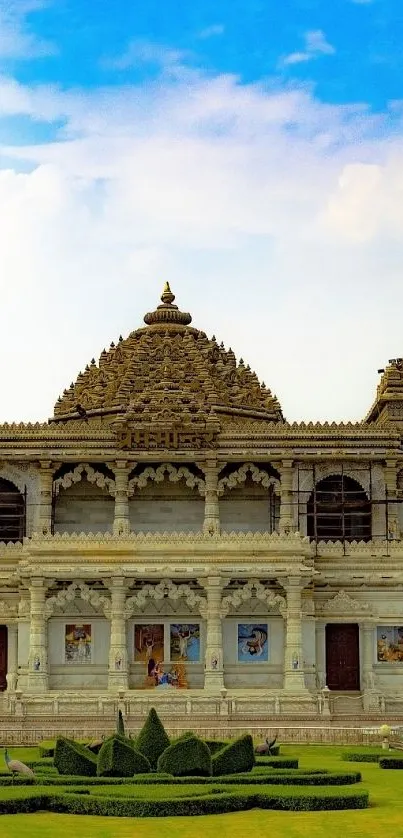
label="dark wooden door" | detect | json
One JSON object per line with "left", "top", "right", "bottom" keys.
{"left": 326, "top": 623, "right": 360, "bottom": 690}
{"left": 0, "top": 626, "right": 7, "bottom": 691}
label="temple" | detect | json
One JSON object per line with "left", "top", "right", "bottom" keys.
{"left": 1, "top": 284, "right": 403, "bottom": 740}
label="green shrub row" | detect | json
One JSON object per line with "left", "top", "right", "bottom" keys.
{"left": 342, "top": 751, "right": 383, "bottom": 763}
{"left": 255, "top": 758, "right": 299, "bottom": 769}
{"left": 0, "top": 787, "right": 369, "bottom": 817}
{"left": 379, "top": 757, "right": 403, "bottom": 769}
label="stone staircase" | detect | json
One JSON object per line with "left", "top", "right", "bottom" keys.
{"left": 329, "top": 692, "right": 363, "bottom": 716}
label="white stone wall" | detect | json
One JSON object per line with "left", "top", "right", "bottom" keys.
{"left": 54, "top": 481, "right": 114, "bottom": 534}
{"left": 220, "top": 483, "right": 277, "bottom": 533}
{"left": 129, "top": 480, "right": 204, "bottom": 533}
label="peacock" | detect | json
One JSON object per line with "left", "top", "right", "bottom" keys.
{"left": 4, "top": 749, "right": 35, "bottom": 782}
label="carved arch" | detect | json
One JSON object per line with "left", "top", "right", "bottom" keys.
{"left": 319, "top": 589, "right": 372, "bottom": 617}
{"left": 124, "top": 579, "right": 206, "bottom": 619}
{"left": 53, "top": 464, "right": 116, "bottom": 497}
{"left": 45, "top": 581, "right": 111, "bottom": 618}
{"left": 0, "top": 466, "right": 38, "bottom": 536}
{"left": 218, "top": 463, "right": 280, "bottom": 497}
{"left": 221, "top": 581, "right": 286, "bottom": 617}
{"left": 296, "top": 463, "right": 382, "bottom": 500}
{"left": 128, "top": 464, "right": 205, "bottom": 497}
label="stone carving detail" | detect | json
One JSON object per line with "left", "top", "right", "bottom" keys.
{"left": 218, "top": 463, "right": 280, "bottom": 496}
{"left": 320, "top": 590, "right": 371, "bottom": 615}
{"left": 45, "top": 581, "right": 111, "bottom": 618}
{"left": 128, "top": 464, "right": 205, "bottom": 496}
{"left": 124, "top": 579, "right": 206, "bottom": 619}
{"left": 296, "top": 461, "right": 385, "bottom": 501}
{"left": 0, "top": 600, "right": 18, "bottom": 618}
{"left": 53, "top": 464, "right": 115, "bottom": 497}
{"left": 221, "top": 581, "right": 286, "bottom": 617}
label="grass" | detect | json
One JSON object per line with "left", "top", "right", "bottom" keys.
{"left": 0, "top": 743, "right": 401, "bottom": 837}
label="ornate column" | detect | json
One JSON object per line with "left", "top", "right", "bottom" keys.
{"left": 202, "top": 576, "right": 225, "bottom": 689}
{"left": 6, "top": 624, "right": 18, "bottom": 692}
{"left": 27, "top": 578, "right": 48, "bottom": 691}
{"left": 279, "top": 460, "right": 295, "bottom": 534}
{"left": 38, "top": 462, "right": 54, "bottom": 535}
{"left": 202, "top": 460, "right": 220, "bottom": 535}
{"left": 108, "top": 577, "right": 128, "bottom": 690}
{"left": 361, "top": 622, "right": 375, "bottom": 690}
{"left": 282, "top": 576, "right": 307, "bottom": 691}
{"left": 113, "top": 461, "right": 130, "bottom": 536}
{"left": 315, "top": 621, "right": 326, "bottom": 689}
{"left": 384, "top": 459, "right": 399, "bottom": 539}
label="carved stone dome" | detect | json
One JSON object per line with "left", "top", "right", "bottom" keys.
{"left": 53, "top": 284, "right": 283, "bottom": 425}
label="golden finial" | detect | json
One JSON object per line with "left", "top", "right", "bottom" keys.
{"left": 161, "top": 282, "right": 175, "bottom": 306}
{"left": 144, "top": 282, "right": 192, "bottom": 326}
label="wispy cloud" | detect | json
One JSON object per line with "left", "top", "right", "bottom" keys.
{"left": 103, "top": 40, "right": 188, "bottom": 72}
{"left": 198, "top": 24, "right": 225, "bottom": 39}
{"left": 282, "top": 30, "right": 335, "bottom": 66}
{"left": 0, "top": 0, "right": 56, "bottom": 60}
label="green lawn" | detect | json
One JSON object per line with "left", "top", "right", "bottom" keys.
{"left": 0, "top": 744, "right": 401, "bottom": 837}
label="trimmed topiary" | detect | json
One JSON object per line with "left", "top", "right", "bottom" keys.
{"left": 97, "top": 735, "right": 151, "bottom": 777}
{"left": 204, "top": 739, "right": 227, "bottom": 755}
{"left": 54, "top": 737, "right": 97, "bottom": 776}
{"left": 117, "top": 710, "right": 125, "bottom": 737}
{"left": 157, "top": 734, "right": 212, "bottom": 777}
{"left": 212, "top": 734, "right": 255, "bottom": 776}
{"left": 136, "top": 707, "right": 170, "bottom": 770}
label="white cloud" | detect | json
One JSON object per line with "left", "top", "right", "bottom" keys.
{"left": 283, "top": 29, "right": 335, "bottom": 66}
{"left": 198, "top": 24, "right": 225, "bottom": 39}
{"left": 0, "top": 63, "right": 403, "bottom": 424}
{"left": 0, "top": 0, "right": 56, "bottom": 60}
{"left": 103, "top": 40, "right": 188, "bottom": 72}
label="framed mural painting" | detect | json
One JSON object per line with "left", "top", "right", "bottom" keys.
{"left": 65, "top": 624, "right": 92, "bottom": 664}
{"left": 377, "top": 626, "right": 403, "bottom": 662}
{"left": 237, "top": 623, "right": 269, "bottom": 662}
{"left": 170, "top": 624, "right": 200, "bottom": 662}
{"left": 134, "top": 624, "right": 164, "bottom": 675}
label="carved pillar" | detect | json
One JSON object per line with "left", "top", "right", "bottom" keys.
{"left": 279, "top": 460, "right": 295, "bottom": 534}
{"left": 385, "top": 459, "right": 399, "bottom": 539}
{"left": 108, "top": 577, "right": 128, "bottom": 690}
{"left": 38, "top": 462, "right": 54, "bottom": 535}
{"left": 113, "top": 461, "right": 130, "bottom": 536}
{"left": 202, "top": 576, "right": 225, "bottom": 689}
{"left": 361, "top": 622, "right": 375, "bottom": 690}
{"left": 315, "top": 621, "right": 326, "bottom": 689}
{"left": 27, "top": 579, "right": 48, "bottom": 691}
{"left": 203, "top": 461, "right": 220, "bottom": 535}
{"left": 6, "top": 624, "right": 18, "bottom": 691}
{"left": 283, "top": 576, "right": 307, "bottom": 691}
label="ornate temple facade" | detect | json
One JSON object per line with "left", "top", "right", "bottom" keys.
{"left": 1, "top": 284, "right": 403, "bottom": 738}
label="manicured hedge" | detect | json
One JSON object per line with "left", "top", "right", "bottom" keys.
{"left": 136, "top": 708, "right": 170, "bottom": 770}
{"left": 379, "top": 757, "right": 403, "bottom": 769}
{"left": 342, "top": 750, "right": 383, "bottom": 763}
{"left": 54, "top": 737, "right": 97, "bottom": 777}
{"left": 255, "top": 757, "right": 299, "bottom": 769}
{"left": 97, "top": 736, "right": 150, "bottom": 777}
{"left": 158, "top": 736, "right": 212, "bottom": 777}
{"left": 212, "top": 735, "right": 255, "bottom": 776}
{"left": 205, "top": 740, "right": 228, "bottom": 755}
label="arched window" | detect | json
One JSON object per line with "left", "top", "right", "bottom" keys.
{"left": 307, "top": 475, "right": 371, "bottom": 542}
{"left": 0, "top": 478, "right": 26, "bottom": 543}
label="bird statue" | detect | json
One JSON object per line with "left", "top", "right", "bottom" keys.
{"left": 4, "top": 749, "right": 35, "bottom": 783}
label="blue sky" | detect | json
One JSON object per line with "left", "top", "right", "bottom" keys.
{"left": 0, "top": 0, "right": 402, "bottom": 422}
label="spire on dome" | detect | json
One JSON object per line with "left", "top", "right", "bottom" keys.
{"left": 143, "top": 283, "right": 192, "bottom": 327}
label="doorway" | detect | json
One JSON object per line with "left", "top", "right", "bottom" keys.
{"left": 0, "top": 626, "right": 7, "bottom": 691}
{"left": 325, "top": 623, "right": 360, "bottom": 690}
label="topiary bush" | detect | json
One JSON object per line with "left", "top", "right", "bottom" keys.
{"left": 97, "top": 735, "right": 150, "bottom": 777}
{"left": 379, "top": 757, "right": 403, "bottom": 769}
{"left": 136, "top": 708, "right": 170, "bottom": 770}
{"left": 54, "top": 737, "right": 97, "bottom": 777}
{"left": 212, "top": 734, "right": 255, "bottom": 776}
{"left": 157, "top": 735, "right": 212, "bottom": 777}
{"left": 205, "top": 740, "right": 228, "bottom": 755}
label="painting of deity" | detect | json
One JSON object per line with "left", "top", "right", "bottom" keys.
{"left": 65, "top": 624, "right": 92, "bottom": 664}
{"left": 170, "top": 623, "right": 200, "bottom": 662}
{"left": 237, "top": 623, "right": 269, "bottom": 662}
{"left": 134, "top": 624, "right": 164, "bottom": 675}
{"left": 377, "top": 626, "right": 403, "bottom": 662}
